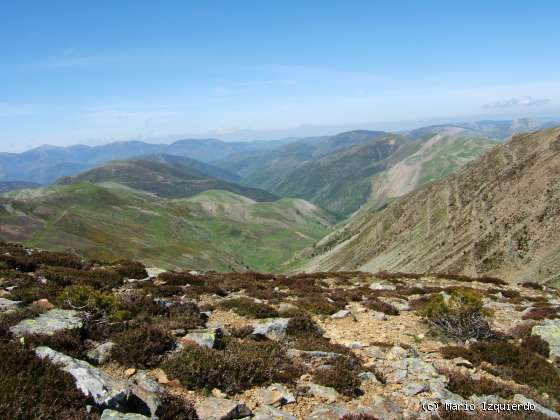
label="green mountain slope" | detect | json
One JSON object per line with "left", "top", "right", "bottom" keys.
{"left": 0, "top": 183, "right": 334, "bottom": 272}
{"left": 238, "top": 129, "right": 494, "bottom": 219}
{"left": 57, "top": 159, "right": 277, "bottom": 202}
{"left": 268, "top": 134, "right": 412, "bottom": 217}
{"left": 303, "top": 127, "right": 560, "bottom": 285}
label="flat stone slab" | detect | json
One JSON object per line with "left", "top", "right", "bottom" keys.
{"left": 0, "top": 297, "right": 21, "bottom": 312}
{"left": 10, "top": 309, "right": 83, "bottom": 336}
{"left": 251, "top": 318, "right": 290, "bottom": 341}
{"left": 195, "top": 397, "right": 252, "bottom": 420}
{"left": 181, "top": 328, "right": 223, "bottom": 349}
{"left": 35, "top": 346, "right": 129, "bottom": 409}
{"left": 100, "top": 410, "right": 149, "bottom": 420}
{"left": 253, "top": 405, "right": 296, "bottom": 420}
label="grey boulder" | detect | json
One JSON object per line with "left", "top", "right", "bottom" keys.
{"left": 35, "top": 346, "right": 129, "bottom": 409}
{"left": 251, "top": 318, "right": 290, "bottom": 341}
{"left": 100, "top": 410, "right": 149, "bottom": 420}
{"left": 195, "top": 397, "right": 252, "bottom": 420}
{"left": 10, "top": 309, "right": 83, "bottom": 336}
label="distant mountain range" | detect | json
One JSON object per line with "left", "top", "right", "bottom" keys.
{"left": 0, "top": 118, "right": 554, "bottom": 186}
{"left": 0, "top": 138, "right": 288, "bottom": 185}
{"left": 303, "top": 126, "right": 560, "bottom": 285}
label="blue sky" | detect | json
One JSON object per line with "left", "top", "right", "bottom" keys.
{"left": 1, "top": 1, "right": 559, "bottom": 152}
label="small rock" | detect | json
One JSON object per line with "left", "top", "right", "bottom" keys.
{"left": 380, "top": 297, "right": 410, "bottom": 311}
{"left": 452, "top": 357, "right": 473, "bottom": 368}
{"left": 251, "top": 318, "right": 290, "bottom": 341}
{"left": 365, "top": 346, "right": 385, "bottom": 360}
{"left": 32, "top": 298, "right": 55, "bottom": 311}
{"left": 401, "top": 381, "right": 427, "bottom": 396}
{"left": 307, "top": 383, "right": 340, "bottom": 403}
{"left": 87, "top": 341, "right": 115, "bottom": 365}
{"left": 369, "top": 282, "right": 396, "bottom": 291}
{"left": 181, "top": 328, "right": 223, "bottom": 349}
{"left": 124, "top": 368, "right": 137, "bottom": 377}
{"left": 170, "top": 329, "right": 186, "bottom": 337}
{"left": 372, "top": 311, "right": 387, "bottom": 320}
{"left": 10, "top": 309, "right": 83, "bottom": 336}
{"left": 368, "top": 396, "right": 403, "bottom": 420}
{"left": 305, "top": 404, "right": 349, "bottom": 420}
{"left": 330, "top": 309, "right": 353, "bottom": 320}
{"left": 212, "top": 388, "right": 227, "bottom": 398}
{"left": 152, "top": 368, "right": 169, "bottom": 384}
{"left": 100, "top": 409, "right": 149, "bottom": 419}
{"left": 278, "top": 302, "right": 298, "bottom": 313}
{"left": 146, "top": 267, "right": 165, "bottom": 278}
{"left": 0, "top": 297, "right": 20, "bottom": 312}
{"left": 253, "top": 405, "right": 296, "bottom": 420}
{"left": 195, "top": 397, "right": 252, "bottom": 420}
{"left": 385, "top": 346, "right": 409, "bottom": 360}
{"left": 358, "top": 371, "right": 379, "bottom": 383}
{"left": 258, "top": 383, "right": 296, "bottom": 407}
{"left": 129, "top": 370, "right": 163, "bottom": 418}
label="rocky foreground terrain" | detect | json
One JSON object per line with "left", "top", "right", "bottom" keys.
{"left": 1, "top": 243, "right": 560, "bottom": 419}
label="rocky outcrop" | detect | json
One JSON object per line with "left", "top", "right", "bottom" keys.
{"left": 253, "top": 405, "right": 296, "bottom": 420}
{"left": 256, "top": 383, "right": 296, "bottom": 407}
{"left": 100, "top": 410, "right": 149, "bottom": 420}
{"left": 195, "top": 397, "right": 252, "bottom": 420}
{"left": 10, "top": 309, "right": 83, "bottom": 336}
{"left": 251, "top": 318, "right": 290, "bottom": 340}
{"left": 532, "top": 319, "right": 560, "bottom": 359}
{"left": 87, "top": 341, "right": 115, "bottom": 365}
{"left": 0, "top": 297, "right": 20, "bottom": 312}
{"left": 35, "top": 346, "right": 129, "bottom": 409}
{"left": 181, "top": 328, "right": 223, "bottom": 349}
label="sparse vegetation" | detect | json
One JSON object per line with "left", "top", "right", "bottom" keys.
{"left": 441, "top": 341, "right": 560, "bottom": 397}
{"left": 163, "top": 339, "right": 300, "bottom": 394}
{"left": 420, "top": 289, "right": 496, "bottom": 340}
{"left": 219, "top": 297, "right": 279, "bottom": 318}
{"left": 0, "top": 341, "right": 98, "bottom": 419}
{"left": 112, "top": 324, "right": 175, "bottom": 368}
{"left": 313, "top": 357, "right": 362, "bottom": 397}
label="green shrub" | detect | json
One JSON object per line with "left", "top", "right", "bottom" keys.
{"left": 521, "top": 335, "right": 550, "bottom": 358}
{"left": 442, "top": 341, "right": 560, "bottom": 397}
{"left": 292, "top": 336, "right": 353, "bottom": 356}
{"left": 286, "top": 315, "right": 323, "bottom": 338}
{"left": 363, "top": 298, "right": 399, "bottom": 315}
{"left": 112, "top": 325, "right": 175, "bottom": 368}
{"left": 219, "top": 297, "right": 279, "bottom": 319}
{"left": 26, "top": 330, "right": 87, "bottom": 359}
{"left": 313, "top": 357, "right": 362, "bottom": 397}
{"left": 57, "top": 284, "right": 121, "bottom": 319}
{"left": 522, "top": 306, "right": 560, "bottom": 320}
{"left": 230, "top": 325, "right": 254, "bottom": 338}
{"left": 0, "top": 341, "right": 98, "bottom": 419}
{"left": 163, "top": 338, "right": 300, "bottom": 394}
{"left": 298, "top": 297, "right": 341, "bottom": 315}
{"left": 521, "top": 281, "right": 543, "bottom": 290}
{"left": 420, "top": 290, "right": 496, "bottom": 341}
{"left": 156, "top": 392, "right": 198, "bottom": 420}
{"left": 113, "top": 259, "right": 148, "bottom": 279}
{"left": 445, "top": 369, "right": 515, "bottom": 399}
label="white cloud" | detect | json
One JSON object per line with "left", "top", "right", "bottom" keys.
{"left": 484, "top": 96, "right": 551, "bottom": 109}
